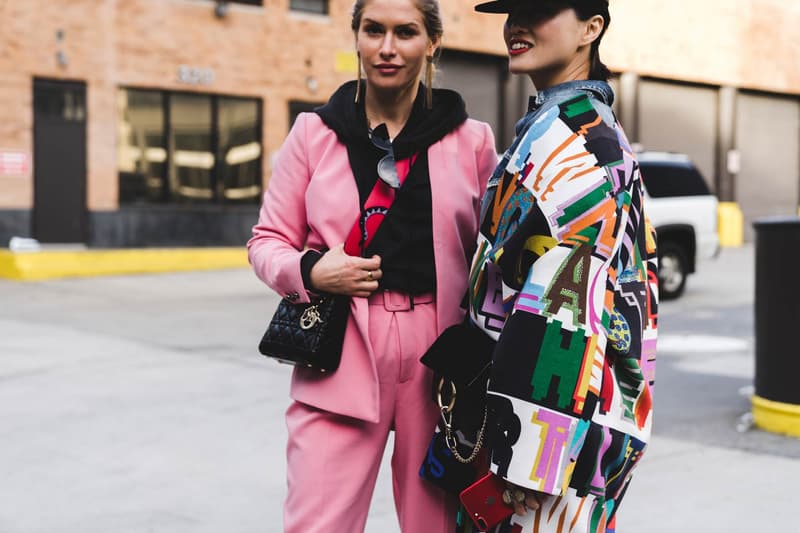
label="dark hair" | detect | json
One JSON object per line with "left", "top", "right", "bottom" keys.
{"left": 572, "top": 0, "right": 611, "bottom": 81}
{"left": 351, "top": 0, "right": 444, "bottom": 43}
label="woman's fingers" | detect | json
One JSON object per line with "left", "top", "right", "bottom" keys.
{"left": 525, "top": 492, "right": 541, "bottom": 511}
{"left": 310, "top": 246, "right": 382, "bottom": 296}
{"left": 504, "top": 483, "right": 544, "bottom": 516}
{"left": 348, "top": 255, "right": 382, "bottom": 296}
{"left": 363, "top": 254, "right": 382, "bottom": 271}
{"left": 350, "top": 271, "right": 379, "bottom": 298}
{"left": 505, "top": 485, "right": 527, "bottom": 516}
{"left": 360, "top": 268, "right": 382, "bottom": 282}
{"left": 358, "top": 280, "right": 379, "bottom": 291}
{"left": 349, "top": 253, "right": 380, "bottom": 270}
{"left": 351, "top": 256, "right": 381, "bottom": 295}
{"left": 512, "top": 500, "right": 526, "bottom": 516}
{"left": 352, "top": 290, "right": 373, "bottom": 299}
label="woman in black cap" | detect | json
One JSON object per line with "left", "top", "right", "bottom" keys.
{"left": 460, "top": 1, "right": 659, "bottom": 531}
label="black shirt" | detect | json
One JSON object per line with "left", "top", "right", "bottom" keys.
{"left": 304, "top": 81, "right": 468, "bottom": 295}
{"left": 359, "top": 144, "right": 435, "bottom": 294}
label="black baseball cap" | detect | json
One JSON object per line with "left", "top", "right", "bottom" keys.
{"left": 475, "top": 0, "right": 607, "bottom": 14}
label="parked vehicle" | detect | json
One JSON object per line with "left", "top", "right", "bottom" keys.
{"left": 638, "top": 152, "right": 720, "bottom": 299}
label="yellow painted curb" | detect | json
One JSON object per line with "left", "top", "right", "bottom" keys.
{"left": 752, "top": 395, "right": 800, "bottom": 438}
{"left": 0, "top": 248, "right": 249, "bottom": 281}
{"left": 718, "top": 202, "right": 744, "bottom": 247}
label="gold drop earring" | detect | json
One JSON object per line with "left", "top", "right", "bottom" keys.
{"left": 355, "top": 52, "right": 362, "bottom": 104}
{"left": 425, "top": 55, "right": 434, "bottom": 109}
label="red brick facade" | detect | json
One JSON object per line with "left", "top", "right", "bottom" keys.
{"left": 0, "top": 0, "right": 797, "bottom": 213}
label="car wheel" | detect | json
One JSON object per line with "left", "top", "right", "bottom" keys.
{"left": 658, "top": 242, "right": 688, "bottom": 299}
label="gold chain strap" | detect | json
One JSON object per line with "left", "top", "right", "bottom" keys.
{"left": 436, "top": 378, "right": 488, "bottom": 464}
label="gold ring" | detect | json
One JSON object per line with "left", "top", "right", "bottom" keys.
{"left": 513, "top": 489, "right": 526, "bottom": 504}
{"left": 367, "top": 270, "right": 373, "bottom": 281}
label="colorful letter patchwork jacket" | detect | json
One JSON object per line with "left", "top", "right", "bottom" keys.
{"left": 465, "top": 81, "right": 658, "bottom": 533}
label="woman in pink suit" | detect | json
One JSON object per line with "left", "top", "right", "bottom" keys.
{"left": 247, "top": 0, "right": 498, "bottom": 531}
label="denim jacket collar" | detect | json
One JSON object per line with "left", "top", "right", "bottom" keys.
{"left": 513, "top": 79, "right": 614, "bottom": 135}
{"left": 527, "top": 79, "right": 614, "bottom": 113}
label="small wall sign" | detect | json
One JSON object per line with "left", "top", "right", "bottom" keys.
{"left": 177, "top": 65, "right": 215, "bottom": 86}
{"left": 0, "top": 150, "right": 30, "bottom": 177}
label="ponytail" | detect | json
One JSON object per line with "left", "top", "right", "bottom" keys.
{"left": 589, "top": 44, "right": 611, "bottom": 81}
{"left": 575, "top": 2, "right": 611, "bottom": 81}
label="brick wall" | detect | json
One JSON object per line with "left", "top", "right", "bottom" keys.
{"left": 0, "top": 0, "right": 797, "bottom": 211}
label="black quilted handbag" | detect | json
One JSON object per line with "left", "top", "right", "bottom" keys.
{"left": 258, "top": 294, "right": 350, "bottom": 373}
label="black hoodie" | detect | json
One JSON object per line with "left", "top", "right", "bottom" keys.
{"left": 307, "top": 80, "right": 469, "bottom": 295}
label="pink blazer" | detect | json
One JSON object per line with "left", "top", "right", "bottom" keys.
{"left": 248, "top": 112, "right": 497, "bottom": 423}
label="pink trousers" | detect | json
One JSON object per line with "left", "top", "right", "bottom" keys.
{"left": 283, "top": 291, "right": 457, "bottom": 533}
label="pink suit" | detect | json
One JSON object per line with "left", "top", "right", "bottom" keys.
{"left": 248, "top": 112, "right": 497, "bottom": 532}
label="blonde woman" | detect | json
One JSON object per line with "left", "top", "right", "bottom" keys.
{"left": 248, "top": 1, "right": 497, "bottom": 531}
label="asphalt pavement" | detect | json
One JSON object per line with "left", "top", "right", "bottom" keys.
{"left": 1, "top": 244, "right": 798, "bottom": 532}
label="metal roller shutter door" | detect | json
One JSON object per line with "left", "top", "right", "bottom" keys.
{"left": 638, "top": 79, "right": 718, "bottom": 192}
{"left": 437, "top": 50, "right": 509, "bottom": 151}
{"left": 735, "top": 92, "right": 800, "bottom": 241}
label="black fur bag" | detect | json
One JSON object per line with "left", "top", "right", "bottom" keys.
{"left": 418, "top": 320, "right": 495, "bottom": 494}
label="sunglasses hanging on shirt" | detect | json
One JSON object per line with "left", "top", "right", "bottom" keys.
{"left": 344, "top": 124, "right": 418, "bottom": 256}
{"left": 369, "top": 124, "right": 401, "bottom": 189}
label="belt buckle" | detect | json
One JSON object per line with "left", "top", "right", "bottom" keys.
{"left": 384, "top": 290, "right": 412, "bottom": 312}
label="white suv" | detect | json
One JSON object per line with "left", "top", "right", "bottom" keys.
{"left": 638, "top": 152, "right": 720, "bottom": 299}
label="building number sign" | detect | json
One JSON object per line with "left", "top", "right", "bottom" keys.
{"left": 177, "top": 65, "right": 215, "bottom": 86}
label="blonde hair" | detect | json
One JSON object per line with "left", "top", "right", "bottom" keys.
{"left": 351, "top": 0, "right": 443, "bottom": 42}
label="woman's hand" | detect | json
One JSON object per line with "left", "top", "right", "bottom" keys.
{"left": 503, "top": 482, "right": 549, "bottom": 516}
{"left": 309, "top": 244, "right": 382, "bottom": 298}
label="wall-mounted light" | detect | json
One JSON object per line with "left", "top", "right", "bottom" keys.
{"left": 56, "top": 50, "right": 68, "bottom": 68}
{"left": 214, "top": 0, "right": 229, "bottom": 18}
{"left": 306, "top": 76, "right": 319, "bottom": 94}
{"left": 55, "top": 29, "right": 68, "bottom": 68}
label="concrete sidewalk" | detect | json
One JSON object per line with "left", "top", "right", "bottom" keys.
{"left": 1, "top": 245, "right": 798, "bottom": 532}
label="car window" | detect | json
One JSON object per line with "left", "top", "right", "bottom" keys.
{"left": 639, "top": 162, "right": 711, "bottom": 198}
